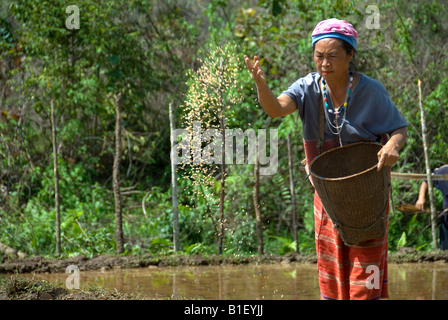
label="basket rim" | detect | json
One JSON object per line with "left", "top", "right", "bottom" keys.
{"left": 309, "top": 141, "right": 384, "bottom": 182}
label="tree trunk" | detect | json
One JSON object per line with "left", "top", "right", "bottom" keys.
{"left": 169, "top": 103, "right": 181, "bottom": 252}
{"left": 217, "top": 57, "right": 225, "bottom": 255}
{"left": 50, "top": 100, "right": 61, "bottom": 256}
{"left": 418, "top": 79, "right": 438, "bottom": 249}
{"left": 253, "top": 145, "right": 263, "bottom": 255}
{"left": 113, "top": 93, "right": 125, "bottom": 254}
{"left": 287, "top": 133, "right": 298, "bottom": 253}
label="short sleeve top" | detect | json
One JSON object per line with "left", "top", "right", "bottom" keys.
{"left": 434, "top": 165, "right": 448, "bottom": 210}
{"left": 281, "top": 72, "right": 408, "bottom": 145}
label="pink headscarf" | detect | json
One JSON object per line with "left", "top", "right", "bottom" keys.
{"left": 311, "top": 18, "right": 358, "bottom": 50}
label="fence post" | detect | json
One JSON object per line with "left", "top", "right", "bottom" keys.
{"left": 169, "top": 103, "right": 181, "bottom": 252}
{"left": 418, "top": 79, "right": 438, "bottom": 249}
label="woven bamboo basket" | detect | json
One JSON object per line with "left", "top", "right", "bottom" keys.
{"left": 309, "top": 142, "right": 390, "bottom": 246}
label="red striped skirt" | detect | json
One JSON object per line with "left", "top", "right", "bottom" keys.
{"left": 314, "top": 191, "right": 389, "bottom": 300}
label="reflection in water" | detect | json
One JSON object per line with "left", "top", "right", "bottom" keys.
{"left": 19, "top": 262, "right": 448, "bottom": 300}
{"left": 388, "top": 263, "right": 448, "bottom": 300}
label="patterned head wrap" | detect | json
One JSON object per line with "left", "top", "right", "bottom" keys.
{"left": 311, "top": 18, "right": 358, "bottom": 51}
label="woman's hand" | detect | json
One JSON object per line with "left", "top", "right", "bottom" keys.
{"left": 377, "top": 127, "right": 407, "bottom": 171}
{"left": 243, "top": 54, "right": 297, "bottom": 118}
{"left": 377, "top": 142, "right": 400, "bottom": 171}
{"left": 415, "top": 198, "right": 426, "bottom": 211}
{"left": 415, "top": 181, "right": 428, "bottom": 211}
{"left": 244, "top": 55, "right": 266, "bottom": 87}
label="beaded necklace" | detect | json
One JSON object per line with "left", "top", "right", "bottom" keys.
{"left": 321, "top": 71, "right": 353, "bottom": 142}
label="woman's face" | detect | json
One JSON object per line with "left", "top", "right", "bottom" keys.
{"left": 313, "top": 38, "right": 353, "bottom": 82}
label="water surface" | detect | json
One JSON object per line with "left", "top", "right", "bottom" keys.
{"left": 20, "top": 262, "right": 448, "bottom": 300}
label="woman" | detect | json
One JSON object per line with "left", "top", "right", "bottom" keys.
{"left": 244, "top": 18, "right": 407, "bottom": 300}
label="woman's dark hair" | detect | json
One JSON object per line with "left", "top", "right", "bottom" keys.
{"left": 339, "top": 39, "right": 355, "bottom": 56}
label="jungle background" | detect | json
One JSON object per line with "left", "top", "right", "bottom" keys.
{"left": 0, "top": 0, "right": 447, "bottom": 259}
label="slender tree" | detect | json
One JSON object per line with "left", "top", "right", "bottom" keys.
{"left": 287, "top": 133, "right": 298, "bottom": 253}
{"left": 50, "top": 100, "right": 61, "bottom": 256}
{"left": 418, "top": 79, "right": 438, "bottom": 249}
{"left": 169, "top": 103, "right": 181, "bottom": 252}
{"left": 253, "top": 145, "right": 263, "bottom": 255}
{"left": 113, "top": 93, "right": 124, "bottom": 254}
{"left": 217, "top": 58, "right": 226, "bottom": 255}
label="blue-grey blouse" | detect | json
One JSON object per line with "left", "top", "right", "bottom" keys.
{"left": 281, "top": 72, "right": 408, "bottom": 145}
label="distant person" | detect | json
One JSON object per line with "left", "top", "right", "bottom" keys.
{"left": 415, "top": 165, "right": 448, "bottom": 250}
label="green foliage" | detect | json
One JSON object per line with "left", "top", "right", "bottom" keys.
{"left": 265, "top": 236, "right": 296, "bottom": 255}
{"left": 1, "top": 0, "right": 447, "bottom": 258}
{"left": 397, "top": 231, "right": 407, "bottom": 249}
{"left": 0, "top": 158, "right": 115, "bottom": 256}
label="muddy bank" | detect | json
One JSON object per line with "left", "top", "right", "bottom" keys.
{"left": 0, "top": 276, "right": 144, "bottom": 300}
{"left": 1, "top": 248, "right": 447, "bottom": 275}
{"left": 0, "top": 252, "right": 317, "bottom": 274}
{"left": 388, "top": 247, "right": 448, "bottom": 263}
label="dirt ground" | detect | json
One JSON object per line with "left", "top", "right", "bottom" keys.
{"left": 1, "top": 248, "right": 447, "bottom": 300}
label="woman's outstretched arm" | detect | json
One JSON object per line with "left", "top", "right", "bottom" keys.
{"left": 244, "top": 55, "right": 297, "bottom": 118}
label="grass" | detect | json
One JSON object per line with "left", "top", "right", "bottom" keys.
{"left": 0, "top": 275, "right": 145, "bottom": 300}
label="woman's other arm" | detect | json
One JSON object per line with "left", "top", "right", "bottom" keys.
{"left": 377, "top": 126, "right": 407, "bottom": 171}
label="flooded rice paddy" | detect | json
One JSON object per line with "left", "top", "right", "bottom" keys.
{"left": 19, "top": 262, "right": 448, "bottom": 300}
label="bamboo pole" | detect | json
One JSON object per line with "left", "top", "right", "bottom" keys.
{"left": 390, "top": 172, "right": 448, "bottom": 181}
{"left": 217, "top": 57, "right": 225, "bottom": 255}
{"left": 418, "top": 79, "right": 438, "bottom": 249}
{"left": 287, "top": 133, "right": 298, "bottom": 253}
{"left": 50, "top": 100, "right": 61, "bottom": 256}
{"left": 169, "top": 103, "right": 181, "bottom": 252}
{"left": 253, "top": 143, "right": 263, "bottom": 255}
